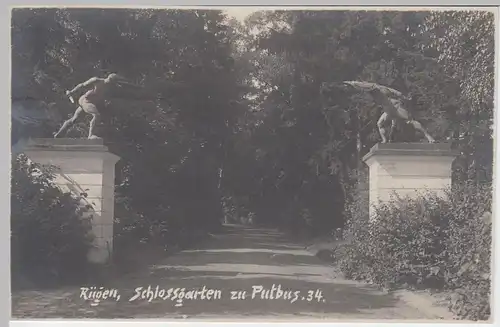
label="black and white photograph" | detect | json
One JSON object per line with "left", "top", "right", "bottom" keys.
{"left": 10, "top": 6, "right": 495, "bottom": 321}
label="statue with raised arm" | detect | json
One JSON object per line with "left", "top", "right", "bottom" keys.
{"left": 342, "top": 81, "right": 435, "bottom": 144}
{"left": 54, "top": 73, "right": 123, "bottom": 139}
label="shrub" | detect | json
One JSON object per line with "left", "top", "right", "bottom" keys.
{"left": 339, "top": 184, "right": 492, "bottom": 320}
{"left": 112, "top": 193, "right": 212, "bottom": 273}
{"left": 11, "top": 155, "right": 93, "bottom": 288}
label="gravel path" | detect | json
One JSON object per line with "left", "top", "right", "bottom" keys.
{"left": 12, "top": 224, "right": 455, "bottom": 321}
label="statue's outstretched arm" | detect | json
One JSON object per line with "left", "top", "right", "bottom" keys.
{"left": 343, "top": 81, "right": 378, "bottom": 91}
{"left": 67, "top": 77, "right": 100, "bottom": 95}
{"left": 376, "top": 85, "right": 405, "bottom": 98}
{"left": 343, "top": 81, "right": 406, "bottom": 99}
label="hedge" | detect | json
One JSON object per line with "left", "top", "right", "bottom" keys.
{"left": 11, "top": 155, "right": 93, "bottom": 288}
{"left": 339, "top": 184, "right": 492, "bottom": 320}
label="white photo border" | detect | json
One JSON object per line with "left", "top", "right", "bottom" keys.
{"left": 3, "top": 2, "right": 499, "bottom": 327}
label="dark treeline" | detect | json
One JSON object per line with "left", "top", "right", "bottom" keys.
{"left": 11, "top": 8, "right": 494, "bottom": 253}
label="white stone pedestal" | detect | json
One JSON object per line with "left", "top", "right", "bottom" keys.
{"left": 23, "top": 138, "right": 120, "bottom": 264}
{"left": 362, "top": 143, "right": 457, "bottom": 219}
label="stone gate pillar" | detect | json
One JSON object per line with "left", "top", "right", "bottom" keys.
{"left": 23, "top": 138, "right": 120, "bottom": 264}
{"left": 362, "top": 143, "right": 457, "bottom": 219}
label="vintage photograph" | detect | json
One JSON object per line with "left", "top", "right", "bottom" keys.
{"left": 11, "top": 7, "right": 494, "bottom": 321}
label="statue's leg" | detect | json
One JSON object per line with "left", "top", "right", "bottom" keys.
{"left": 88, "top": 113, "right": 101, "bottom": 139}
{"left": 408, "top": 120, "right": 435, "bottom": 143}
{"left": 388, "top": 119, "right": 397, "bottom": 142}
{"left": 54, "top": 106, "right": 83, "bottom": 138}
{"left": 80, "top": 102, "right": 101, "bottom": 139}
{"left": 377, "top": 112, "right": 389, "bottom": 143}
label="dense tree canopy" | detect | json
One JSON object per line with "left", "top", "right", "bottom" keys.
{"left": 11, "top": 8, "right": 494, "bottom": 238}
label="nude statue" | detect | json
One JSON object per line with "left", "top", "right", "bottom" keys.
{"left": 342, "top": 81, "right": 435, "bottom": 144}
{"left": 54, "top": 73, "right": 122, "bottom": 139}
